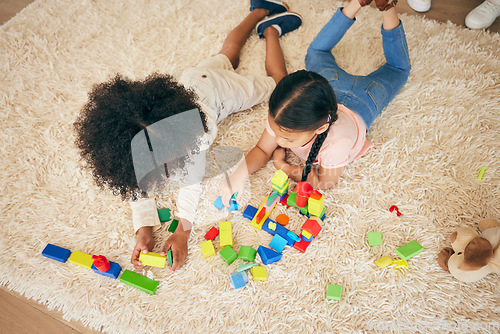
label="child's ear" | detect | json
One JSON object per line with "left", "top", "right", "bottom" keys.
{"left": 315, "top": 123, "right": 330, "bottom": 135}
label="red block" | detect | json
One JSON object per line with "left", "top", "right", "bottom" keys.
{"left": 309, "top": 190, "right": 323, "bottom": 200}
{"left": 204, "top": 226, "right": 219, "bottom": 240}
{"left": 302, "top": 219, "right": 322, "bottom": 237}
{"left": 295, "top": 193, "right": 308, "bottom": 208}
{"left": 92, "top": 255, "right": 111, "bottom": 272}
{"left": 256, "top": 207, "right": 266, "bottom": 224}
{"left": 294, "top": 181, "right": 313, "bottom": 196}
{"left": 279, "top": 194, "right": 290, "bottom": 208}
{"left": 293, "top": 238, "right": 311, "bottom": 253}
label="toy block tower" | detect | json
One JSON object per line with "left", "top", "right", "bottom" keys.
{"left": 271, "top": 170, "right": 289, "bottom": 200}
{"left": 307, "top": 190, "right": 325, "bottom": 217}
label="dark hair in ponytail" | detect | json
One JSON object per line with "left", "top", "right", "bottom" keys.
{"left": 269, "top": 70, "right": 338, "bottom": 182}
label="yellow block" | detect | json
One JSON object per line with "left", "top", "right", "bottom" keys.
{"left": 374, "top": 256, "right": 394, "bottom": 268}
{"left": 200, "top": 240, "right": 216, "bottom": 258}
{"left": 68, "top": 251, "right": 94, "bottom": 269}
{"left": 220, "top": 221, "right": 233, "bottom": 248}
{"left": 268, "top": 221, "right": 277, "bottom": 231}
{"left": 271, "top": 170, "right": 288, "bottom": 188}
{"left": 252, "top": 266, "right": 267, "bottom": 281}
{"left": 393, "top": 259, "right": 408, "bottom": 270}
{"left": 139, "top": 252, "right": 166, "bottom": 268}
{"left": 302, "top": 230, "right": 313, "bottom": 239}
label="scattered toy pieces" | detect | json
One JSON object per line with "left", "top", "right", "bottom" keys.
{"left": 374, "top": 256, "right": 394, "bottom": 268}
{"left": 230, "top": 271, "right": 248, "bottom": 289}
{"left": 238, "top": 246, "right": 257, "bottom": 262}
{"left": 389, "top": 205, "right": 402, "bottom": 216}
{"left": 42, "top": 244, "right": 71, "bottom": 263}
{"left": 204, "top": 226, "right": 219, "bottom": 240}
{"left": 367, "top": 232, "right": 383, "bottom": 246}
{"left": 200, "top": 240, "right": 216, "bottom": 258}
{"left": 68, "top": 250, "right": 94, "bottom": 269}
{"left": 326, "top": 284, "right": 343, "bottom": 300}
{"left": 477, "top": 167, "right": 486, "bottom": 180}
{"left": 252, "top": 266, "right": 267, "bottom": 281}
{"left": 220, "top": 246, "right": 238, "bottom": 265}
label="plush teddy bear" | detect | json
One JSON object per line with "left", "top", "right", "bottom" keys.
{"left": 438, "top": 219, "right": 500, "bottom": 282}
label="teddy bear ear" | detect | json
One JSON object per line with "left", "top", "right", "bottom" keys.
{"left": 461, "top": 238, "right": 493, "bottom": 270}
{"left": 450, "top": 231, "right": 458, "bottom": 243}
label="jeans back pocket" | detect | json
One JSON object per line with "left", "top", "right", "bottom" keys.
{"left": 366, "top": 81, "right": 386, "bottom": 110}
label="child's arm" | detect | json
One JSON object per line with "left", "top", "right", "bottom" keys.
{"left": 273, "top": 148, "right": 344, "bottom": 189}
{"left": 220, "top": 130, "right": 278, "bottom": 205}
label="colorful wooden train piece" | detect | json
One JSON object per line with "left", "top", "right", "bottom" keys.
{"left": 41, "top": 208, "right": 179, "bottom": 295}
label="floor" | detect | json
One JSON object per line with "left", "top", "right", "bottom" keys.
{"left": 0, "top": 0, "right": 498, "bottom": 333}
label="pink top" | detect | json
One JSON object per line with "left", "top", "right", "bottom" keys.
{"left": 266, "top": 104, "right": 374, "bottom": 168}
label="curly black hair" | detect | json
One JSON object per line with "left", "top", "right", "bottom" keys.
{"left": 74, "top": 73, "right": 207, "bottom": 201}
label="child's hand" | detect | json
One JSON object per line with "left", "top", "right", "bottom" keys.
{"left": 131, "top": 226, "right": 154, "bottom": 269}
{"left": 161, "top": 224, "right": 191, "bottom": 271}
{"left": 272, "top": 147, "right": 287, "bottom": 170}
{"left": 219, "top": 172, "right": 246, "bottom": 207}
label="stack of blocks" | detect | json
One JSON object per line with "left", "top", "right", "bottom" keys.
{"left": 42, "top": 243, "right": 160, "bottom": 294}
{"left": 271, "top": 169, "right": 289, "bottom": 200}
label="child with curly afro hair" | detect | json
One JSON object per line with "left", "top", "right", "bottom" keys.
{"left": 74, "top": 0, "right": 302, "bottom": 271}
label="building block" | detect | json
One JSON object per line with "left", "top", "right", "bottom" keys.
{"left": 294, "top": 181, "right": 314, "bottom": 196}
{"left": 295, "top": 192, "right": 308, "bottom": 208}
{"left": 396, "top": 240, "right": 423, "bottom": 260}
{"left": 42, "top": 244, "right": 71, "bottom": 263}
{"left": 219, "top": 221, "right": 233, "bottom": 249}
{"left": 230, "top": 271, "right": 248, "bottom": 289}
{"left": 266, "top": 190, "right": 279, "bottom": 207}
{"left": 302, "top": 218, "right": 322, "bottom": 237}
{"left": 168, "top": 250, "right": 173, "bottom": 267}
{"left": 220, "top": 246, "right": 238, "bottom": 265}
{"left": 237, "top": 263, "right": 257, "bottom": 272}
{"left": 256, "top": 207, "right": 266, "bottom": 224}
{"left": 238, "top": 246, "right": 257, "bottom": 262}
{"left": 91, "top": 255, "right": 110, "bottom": 272}
{"left": 257, "top": 246, "right": 282, "bottom": 265}
{"left": 271, "top": 169, "right": 289, "bottom": 188}
{"left": 276, "top": 214, "right": 289, "bottom": 226}
{"left": 200, "top": 240, "right": 216, "bottom": 258}
{"left": 204, "top": 226, "right": 219, "bottom": 240}
{"left": 251, "top": 195, "right": 277, "bottom": 230}
{"left": 214, "top": 196, "right": 224, "bottom": 210}
{"left": 168, "top": 219, "right": 179, "bottom": 233}
{"left": 228, "top": 200, "right": 239, "bottom": 211}
{"left": 139, "top": 252, "right": 166, "bottom": 268}
{"left": 68, "top": 251, "right": 94, "bottom": 269}
{"left": 279, "top": 194, "right": 290, "bottom": 208}
{"left": 302, "top": 230, "right": 313, "bottom": 240}
{"left": 157, "top": 208, "right": 171, "bottom": 222}
{"left": 477, "top": 167, "right": 486, "bottom": 180}
{"left": 252, "top": 266, "right": 267, "bottom": 281}
{"left": 268, "top": 221, "right": 277, "bottom": 231}
{"left": 287, "top": 231, "right": 301, "bottom": 243}
{"left": 91, "top": 261, "right": 122, "bottom": 279}
{"left": 286, "top": 192, "right": 297, "bottom": 208}
{"left": 269, "top": 234, "right": 288, "bottom": 253}
{"left": 308, "top": 192, "right": 325, "bottom": 217}
{"left": 119, "top": 269, "right": 159, "bottom": 295}
{"left": 326, "top": 284, "right": 343, "bottom": 300}
{"left": 293, "top": 238, "right": 311, "bottom": 253}
{"left": 374, "top": 256, "right": 394, "bottom": 268}
{"left": 393, "top": 259, "right": 408, "bottom": 270}
{"left": 275, "top": 223, "right": 296, "bottom": 247}
{"left": 243, "top": 205, "right": 258, "bottom": 220}
{"left": 301, "top": 233, "right": 314, "bottom": 242}
{"left": 389, "top": 205, "right": 402, "bottom": 216}
{"left": 367, "top": 232, "right": 383, "bottom": 246}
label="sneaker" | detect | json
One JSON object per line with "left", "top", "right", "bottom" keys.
{"left": 256, "top": 12, "right": 302, "bottom": 38}
{"left": 250, "top": 0, "right": 288, "bottom": 16}
{"left": 407, "top": 0, "right": 431, "bottom": 12}
{"left": 465, "top": 0, "right": 500, "bottom": 29}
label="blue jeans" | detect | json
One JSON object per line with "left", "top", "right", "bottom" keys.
{"left": 305, "top": 8, "right": 411, "bottom": 130}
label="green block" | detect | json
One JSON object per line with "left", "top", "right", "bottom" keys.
{"left": 238, "top": 246, "right": 257, "bottom": 262}
{"left": 395, "top": 240, "right": 423, "bottom": 260}
{"left": 157, "top": 208, "right": 171, "bottom": 222}
{"left": 219, "top": 246, "right": 238, "bottom": 265}
{"left": 367, "top": 232, "right": 383, "bottom": 246}
{"left": 119, "top": 270, "right": 159, "bottom": 295}
{"left": 287, "top": 192, "right": 297, "bottom": 208}
{"left": 237, "top": 263, "right": 257, "bottom": 272}
{"left": 326, "top": 284, "right": 343, "bottom": 300}
{"left": 299, "top": 204, "right": 308, "bottom": 215}
{"left": 168, "top": 219, "right": 179, "bottom": 233}
{"left": 168, "top": 250, "right": 173, "bottom": 266}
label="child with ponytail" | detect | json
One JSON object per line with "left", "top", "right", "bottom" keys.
{"left": 220, "top": 0, "right": 410, "bottom": 205}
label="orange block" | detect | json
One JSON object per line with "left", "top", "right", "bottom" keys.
{"left": 276, "top": 214, "right": 289, "bottom": 226}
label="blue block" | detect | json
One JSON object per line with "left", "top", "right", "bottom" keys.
{"left": 229, "top": 200, "right": 239, "bottom": 211}
{"left": 257, "top": 246, "right": 282, "bottom": 265}
{"left": 269, "top": 234, "right": 287, "bottom": 253}
{"left": 243, "top": 205, "right": 258, "bottom": 220}
{"left": 302, "top": 233, "right": 314, "bottom": 242}
{"left": 275, "top": 223, "right": 296, "bottom": 247}
{"left": 230, "top": 271, "right": 248, "bottom": 289}
{"left": 287, "top": 231, "right": 301, "bottom": 242}
{"left": 278, "top": 191, "right": 288, "bottom": 201}
{"left": 42, "top": 244, "right": 71, "bottom": 263}
{"left": 262, "top": 218, "right": 278, "bottom": 236}
{"left": 214, "top": 196, "right": 224, "bottom": 210}
{"left": 91, "top": 261, "right": 122, "bottom": 279}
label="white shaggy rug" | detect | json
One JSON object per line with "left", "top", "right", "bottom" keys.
{"left": 1, "top": 0, "right": 499, "bottom": 333}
